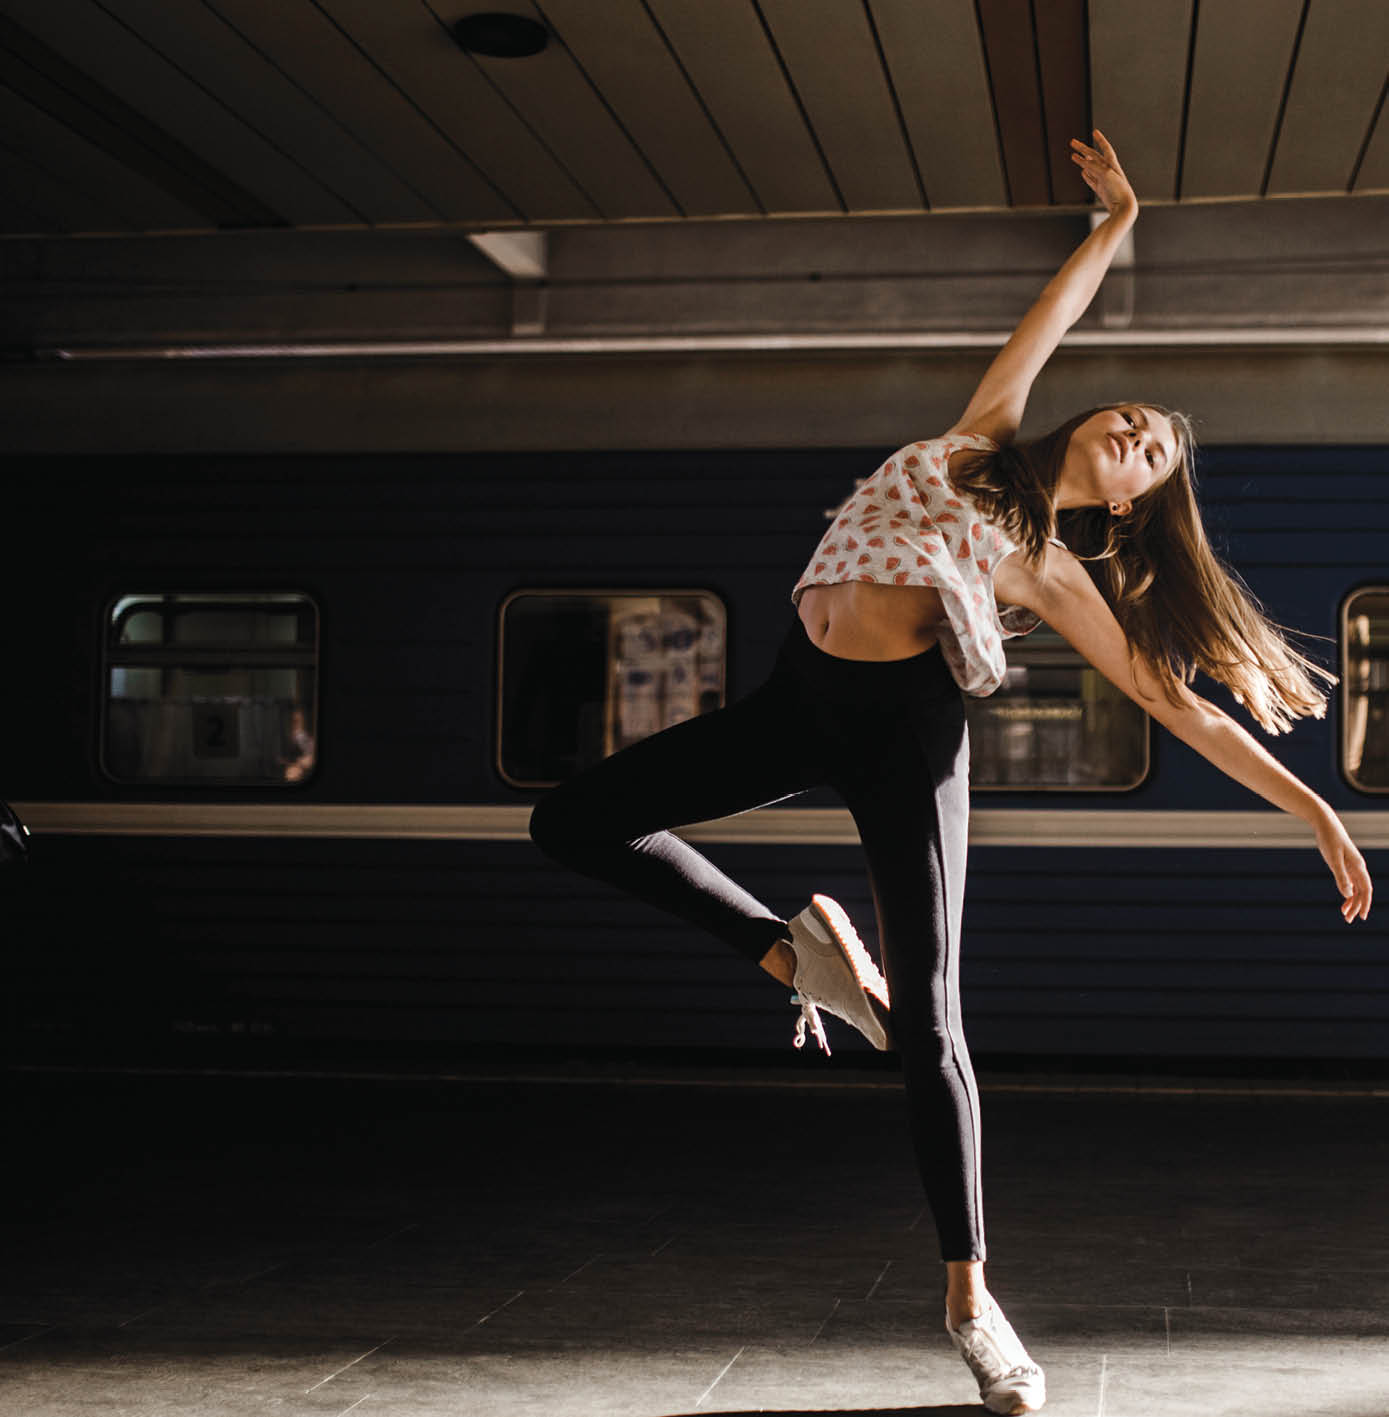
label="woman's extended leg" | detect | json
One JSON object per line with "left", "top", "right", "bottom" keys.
{"left": 831, "top": 671, "right": 1043, "bottom": 1414}
{"left": 835, "top": 690, "right": 986, "bottom": 1273}
{"left": 528, "top": 661, "right": 825, "bottom": 964}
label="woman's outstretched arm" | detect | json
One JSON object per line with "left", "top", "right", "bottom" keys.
{"left": 947, "top": 130, "right": 1137, "bottom": 445}
{"left": 1026, "top": 547, "right": 1373, "bottom": 922}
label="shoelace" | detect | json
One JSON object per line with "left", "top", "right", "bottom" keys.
{"left": 951, "top": 1306, "right": 1038, "bottom": 1377}
{"left": 791, "top": 993, "right": 830, "bottom": 1055}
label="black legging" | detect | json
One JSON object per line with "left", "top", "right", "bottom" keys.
{"left": 528, "top": 614, "right": 985, "bottom": 1262}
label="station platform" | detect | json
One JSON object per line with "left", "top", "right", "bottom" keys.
{"left": 2, "top": 1059, "right": 1387, "bottom": 1416}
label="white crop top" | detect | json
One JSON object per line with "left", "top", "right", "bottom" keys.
{"left": 791, "top": 432, "right": 1054, "bottom": 696}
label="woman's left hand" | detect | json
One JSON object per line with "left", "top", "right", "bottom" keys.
{"left": 1070, "top": 130, "right": 1136, "bottom": 220}
{"left": 1316, "top": 813, "right": 1373, "bottom": 921}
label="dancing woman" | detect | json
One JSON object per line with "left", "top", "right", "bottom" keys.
{"left": 528, "top": 132, "right": 1372, "bottom": 1415}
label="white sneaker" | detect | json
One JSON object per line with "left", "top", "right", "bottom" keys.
{"left": 946, "top": 1296, "right": 1046, "bottom": 1414}
{"left": 785, "top": 894, "right": 890, "bottom": 1055}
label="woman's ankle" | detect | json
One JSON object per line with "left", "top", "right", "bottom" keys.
{"left": 759, "top": 936, "right": 796, "bottom": 987}
{"left": 946, "top": 1293, "right": 987, "bottom": 1326}
{"left": 944, "top": 1260, "right": 987, "bottom": 1326}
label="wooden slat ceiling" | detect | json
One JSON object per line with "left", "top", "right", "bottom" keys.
{"left": 0, "top": 0, "right": 1384, "bottom": 239}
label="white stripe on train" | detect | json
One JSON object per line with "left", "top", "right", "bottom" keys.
{"left": 12, "top": 803, "right": 1389, "bottom": 848}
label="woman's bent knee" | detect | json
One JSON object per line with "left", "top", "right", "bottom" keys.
{"left": 527, "top": 792, "right": 573, "bottom": 857}
{"left": 528, "top": 786, "right": 606, "bottom": 860}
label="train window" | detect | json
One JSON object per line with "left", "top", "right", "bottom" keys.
{"left": 1342, "top": 589, "right": 1389, "bottom": 792}
{"left": 498, "top": 590, "right": 727, "bottom": 788}
{"left": 965, "top": 625, "right": 1149, "bottom": 791}
{"left": 101, "top": 593, "right": 319, "bottom": 786}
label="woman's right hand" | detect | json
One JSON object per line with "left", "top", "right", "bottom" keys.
{"left": 944, "top": 131, "right": 1141, "bottom": 442}
{"left": 1070, "top": 130, "right": 1136, "bottom": 220}
{"left": 1315, "top": 812, "right": 1373, "bottom": 921}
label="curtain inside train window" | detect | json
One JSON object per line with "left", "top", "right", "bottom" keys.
{"left": 102, "top": 593, "right": 319, "bottom": 786}
{"left": 498, "top": 590, "right": 727, "bottom": 788}
{"left": 966, "top": 625, "right": 1149, "bottom": 791}
{"left": 1342, "top": 589, "right": 1389, "bottom": 792}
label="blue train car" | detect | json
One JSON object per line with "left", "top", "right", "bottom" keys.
{"left": 8, "top": 441, "right": 1388, "bottom": 1064}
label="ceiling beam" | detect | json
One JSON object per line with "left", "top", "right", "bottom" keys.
{"left": 465, "top": 231, "right": 547, "bottom": 333}
{"left": 466, "top": 230, "right": 548, "bottom": 280}
{"left": 36, "top": 327, "right": 1389, "bottom": 360}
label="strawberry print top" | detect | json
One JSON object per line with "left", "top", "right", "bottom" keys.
{"left": 790, "top": 431, "right": 1045, "bottom": 696}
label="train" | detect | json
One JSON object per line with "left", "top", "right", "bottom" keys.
{"left": 8, "top": 437, "right": 1388, "bottom": 1065}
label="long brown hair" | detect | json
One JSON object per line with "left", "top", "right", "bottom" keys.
{"left": 951, "top": 404, "right": 1333, "bottom": 734}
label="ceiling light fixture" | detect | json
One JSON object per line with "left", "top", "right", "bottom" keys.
{"left": 451, "top": 12, "right": 549, "bottom": 58}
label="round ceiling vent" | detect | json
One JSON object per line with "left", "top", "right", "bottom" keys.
{"left": 451, "top": 12, "right": 550, "bottom": 59}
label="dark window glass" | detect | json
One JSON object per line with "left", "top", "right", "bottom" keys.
{"left": 966, "top": 626, "right": 1149, "bottom": 790}
{"left": 499, "top": 591, "right": 727, "bottom": 788}
{"left": 1343, "top": 589, "right": 1389, "bottom": 792}
{"left": 102, "top": 593, "right": 318, "bottom": 785}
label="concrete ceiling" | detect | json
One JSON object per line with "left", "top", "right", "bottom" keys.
{"left": 1, "top": 0, "right": 1386, "bottom": 452}
{"left": 0, "top": 0, "right": 1384, "bottom": 237}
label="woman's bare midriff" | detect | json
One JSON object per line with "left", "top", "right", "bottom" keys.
{"left": 797, "top": 581, "right": 947, "bottom": 661}
{"left": 796, "top": 444, "right": 988, "bottom": 660}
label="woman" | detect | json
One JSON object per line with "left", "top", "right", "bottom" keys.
{"left": 529, "top": 132, "right": 1373, "bottom": 1415}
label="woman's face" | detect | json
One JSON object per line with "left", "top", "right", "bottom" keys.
{"left": 1061, "top": 405, "right": 1178, "bottom": 515}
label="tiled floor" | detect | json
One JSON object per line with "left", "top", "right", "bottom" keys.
{"left": 3, "top": 1062, "right": 1388, "bottom": 1416}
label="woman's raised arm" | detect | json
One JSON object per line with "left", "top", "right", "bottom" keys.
{"left": 947, "top": 131, "right": 1138, "bottom": 445}
{"left": 1026, "top": 548, "right": 1374, "bottom": 922}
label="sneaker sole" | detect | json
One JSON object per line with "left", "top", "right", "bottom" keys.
{"left": 808, "top": 894, "right": 889, "bottom": 1004}
{"left": 806, "top": 894, "right": 893, "bottom": 1051}
{"left": 985, "top": 1396, "right": 1043, "bottom": 1416}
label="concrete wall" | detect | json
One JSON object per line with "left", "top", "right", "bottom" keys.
{"left": 4, "top": 344, "right": 1388, "bottom": 454}
{"left": 4, "top": 196, "right": 1387, "bottom": 452}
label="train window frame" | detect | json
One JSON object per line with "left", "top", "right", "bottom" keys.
{"left": 99, "top": 591, "right": 320, "bottom": 788}
{"left": 966, "top": 624, "right": 1151, "bottom": 793}
{"left": 1340, "top": 586, "right": 1389, "bottom": 795}
{"left": 496, "top": 588, "right": 729, "bottom": 790}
